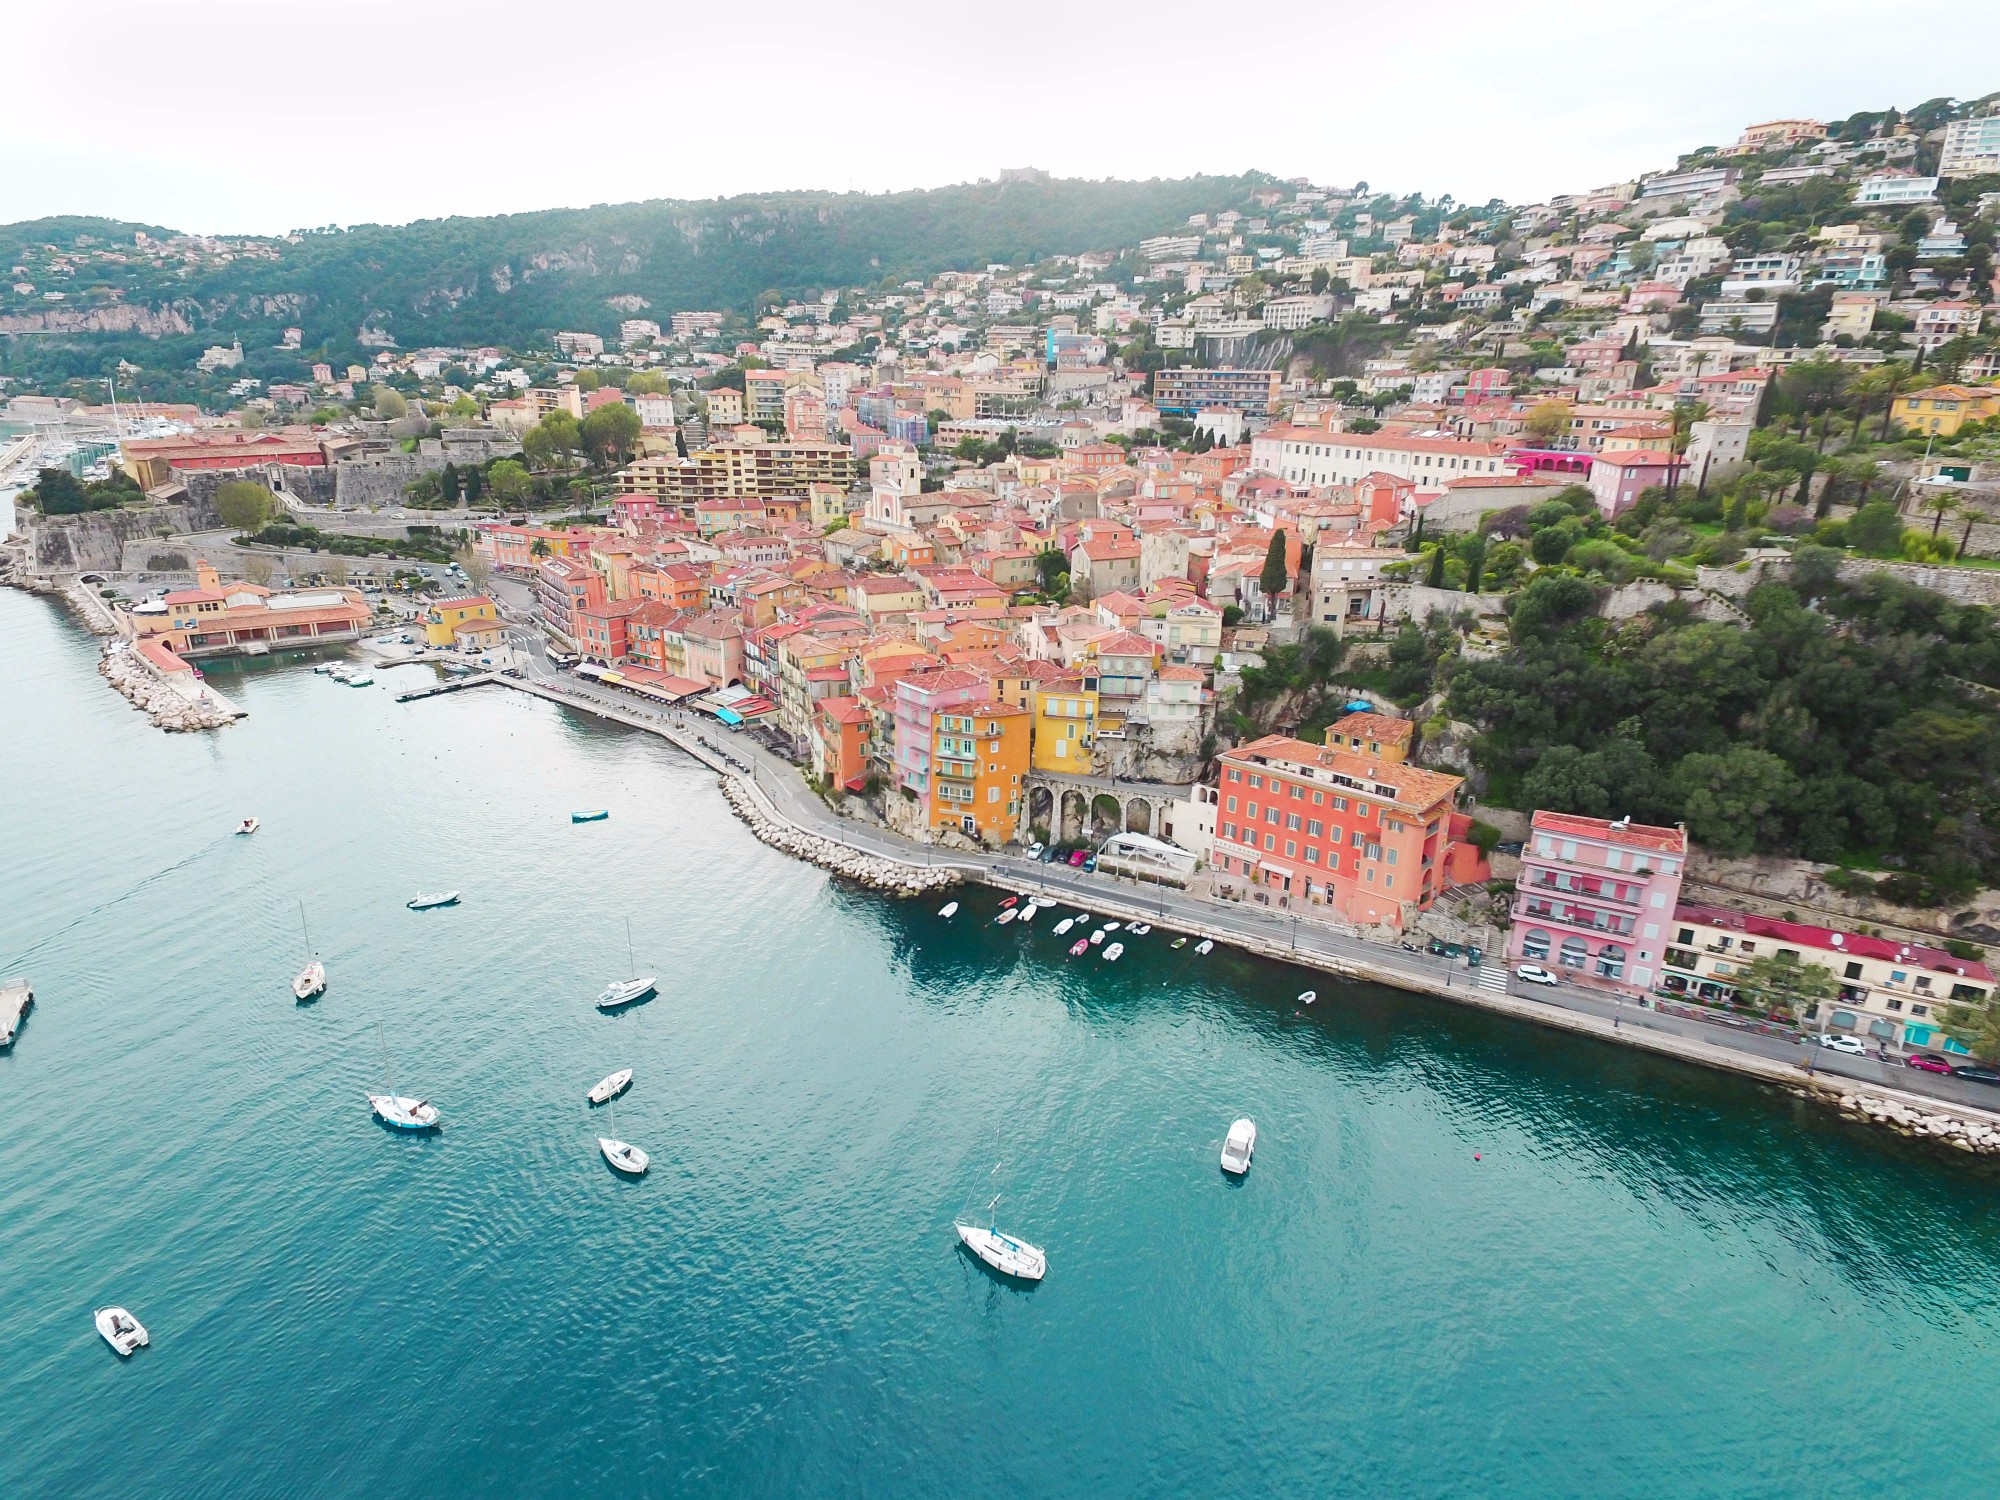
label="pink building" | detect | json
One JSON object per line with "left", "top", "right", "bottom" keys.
{"left": 1586, "top": 450, "right": 1684, "bottom": 517}
{"left": 892, "top": 667, "right": 991, "bottom": 812}
{"left": 1508, "top": 811, "right": 1689, "bottom": 998}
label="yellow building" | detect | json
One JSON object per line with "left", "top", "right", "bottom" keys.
{"left": 1032, "top": 679, "right": 1098, "bottom": 775}
{"left": 930, "top": 700, "right": 1031, "bottom": 845}
{"left": 1892, "top": 384, "right": 2000, "bottom": 437}
{"left": 423, "top": 595, "right": 498, "bottom": 646}
{"left": 808, "top": 482, "right": 849, "bottom": 531}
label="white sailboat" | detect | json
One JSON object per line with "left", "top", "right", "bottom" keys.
{"left": 595, "top": 918, "right": 657, "bottom": 1010}
{"left": 598, "top": 1098, "right": 649, "bottom": 1174}
{"left": 954, "top": 1196, "right": 1046, "bottom": 1282}
{"left": 367, "top": 1022, "right": 440, "bottom": 1130}
{"left": 292, "top": 901, "right": 326, "bottom": 1001}
{"left": 588, "top": 1068, "right": 633, "bottom": 1105}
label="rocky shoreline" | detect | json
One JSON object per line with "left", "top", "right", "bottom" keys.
{"left": 99, "top": 648, "right": 238, "bottom": 732}
{"left": 1819, "top": 1085, "right": 2000, "bottom": 1155}
{"left": 719, "top": 776, "right": 961, "bottom": 896}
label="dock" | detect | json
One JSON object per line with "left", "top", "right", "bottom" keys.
{"left": 0, "top": 977, "right": 33, "bottom": 1048}
{"left": 396, "top": 673, "right": 503, "bottom": 703}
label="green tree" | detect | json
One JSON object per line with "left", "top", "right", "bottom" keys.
{"left": 1732, "top": 953, "right": 1837, "bottom": 1020}
{"left": 440, "top": 462, "right": 462, "bottom": 507}
{"left": 1941, "top": 993, "right": 2000, "bottom": 1062}
{"left": 1461, "top": 533, "right": 1487, "bottom": 593}
{"left": 25, "top": 467, "right": 97, "bottom": 515}
{"left": 1671, "top": 745, "right": 1795, "bottom": 855}
{"left": 1425, "top": 544, "right": 1447, "bottom": 587}
{"left": 213, "top": 480, "right": 275, "bottom": 532}
{"left": 523, "top": 412, "right": 581, "bottom": 471}
{"left": 1260, "top": 528, "right": 1290, "bottom": 598}
{"left": 1845, "top": 501, "right": 1904, "bottom": 557}
{"left": 488, "top": 459, "right": 532, "bottom": 502}
{"left": 370, "top": 386, "right": 408, "bottom": 420}
{"left": 580, "top": 402, "right": 642, "bottom": 468}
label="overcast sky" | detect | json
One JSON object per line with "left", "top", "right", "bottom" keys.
{"left": 6, "top": 1, "right": 1997, "bottom": 236}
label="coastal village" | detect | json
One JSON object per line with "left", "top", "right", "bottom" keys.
{"left": 7, "top": 103, "right": 2000, "bottom": 1098}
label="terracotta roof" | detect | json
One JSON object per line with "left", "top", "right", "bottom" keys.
{"left": 1223, "top": 732, "right": 1464, "bottom": 811}
{"left": 1530, "top": 810, "right": 1686, "bottom": 854}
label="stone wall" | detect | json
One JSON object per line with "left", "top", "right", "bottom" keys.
{"left": 1390, "top": 582, "right": 1511, "bottom": 623}
{"left": 1698, "top": 555, "right": 2000, "bottom": 607}
{"left": 29, "top": 503, "right": 216, "bottom": 572}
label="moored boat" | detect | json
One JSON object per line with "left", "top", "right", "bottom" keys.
{"left": 596, "top": 918, "right": 656, "bottom": 1010}
{"left": 995, "top": 908, "right": 1017, "bottom": 926}
{"left": 291, "top": 901, "right": 325, "bottom": 1001}
{"left": 94, "top": 1307, "right": 149, "bottom": 1356}
{"left": 599, "top": 1137, "right": 650, "bottom": 1174}
{"left": 1195, "top": 939, "right": 1214, "bottom": 955}
{"left": 1069, "top": 939, "right": 1089, "bottom": 956}
{"left": 345, "top": 672, "right": 375, "bottom": 687}
{"left": 1018, "top": 902, "right": 1038, "bottom": 922}
{"left": 1298, "top": 990, "right": 1317, "bottom": 1005}
{"left": 588, "top": 1068, "right": 633, "bottom": 1104}
{"left": 1171, "top": 936, "right": 1188, "bottom": 950}
{"left": 571, "top": 809, "right": 610, "bottom": 823}
{"left": 406, "top": 890, "right": 460, "bottom": 911}
{"left": 938, "top": 901, "right": 960, "bottom": 919}
{"left": 1089, "top": 928, "right": 1106, "bottom": 945}
{"left": 954, "top": 1198, "right": 1045, "bottom": 1282}
{"left": 1128, "top": 922, "right": 1151, "bottom": 935}
{"left": 1103, "top": 942, "right": 1124, "bottom": 961}
{"left": 368, "top": 1022, "right": 439, "bottom": 1130}
{"left": 1103, "top": 921, "right": 1121, "bottom": 933}
{"left": 1221, "top": 1118, "right": 1257, "bottom": 1175}
{"left": 1052, "top": 917, "right": 1075, "bottom": 936}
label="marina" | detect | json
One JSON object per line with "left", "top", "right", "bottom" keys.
{"left": 6, "top": 588, "right": 2000, "bottom": 1499}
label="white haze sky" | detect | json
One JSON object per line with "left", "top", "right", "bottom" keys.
{"left": 5, "top": 0, "right": 1997, "bottom": 236}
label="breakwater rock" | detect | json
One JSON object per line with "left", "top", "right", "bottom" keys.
{"left": 1820, "top": 1087, "right": 2000, "bottom": 1154}
{"left": 99, "top": 649, "right": 237, "bottom": 732}
{"left": 719, "top": 777, "right": 959, "bottom": 895}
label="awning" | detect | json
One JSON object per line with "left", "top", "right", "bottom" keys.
{"left": 715, "top": 706, "right": 744, "bottom": 726}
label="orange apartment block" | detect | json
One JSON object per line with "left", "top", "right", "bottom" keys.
{"left": 929, "top": 700, "right": 1031, "bottom": 845}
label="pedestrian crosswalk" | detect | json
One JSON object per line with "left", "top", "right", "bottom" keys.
{"left": 1476, "top": 965, "right": 1510, "bottom": 993}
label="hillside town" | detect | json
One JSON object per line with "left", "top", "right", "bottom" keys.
{"left": 9, "top": 101, "right": 2000, "bottom": 1069}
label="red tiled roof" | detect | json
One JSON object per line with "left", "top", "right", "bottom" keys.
{"left": 1530, "top": 810, "right": 1686, "bottom": 853}
{"left": 1676, "top": 904, "right": 1993, "bottom": 982}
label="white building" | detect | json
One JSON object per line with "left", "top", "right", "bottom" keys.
{"left": 1852, "top": 174, "right": 1939, "bottom": 206}
{"left": 619, "top": 319, "right": 662, "bottom": 348}
{"left": 1940, "top": 117, "right": 2000, "bottom": 179}
{"left": 1250, "top": 426, "right": 1512, "bottom": 492}
{"left": 1261, "top": 293, "right": 1336, "bottom": 330}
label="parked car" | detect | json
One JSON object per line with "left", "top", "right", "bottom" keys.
{"left": 1818, "top": 1034, "right": 1867, "bottom": 1055}
{"left": 1067, "top": 850, "right": 1088, "bottom": 867}
{"left": 1025, "top": 841, "right": 1044, "bottom": 859}
{"left": 1951, "top": 1063, "right": 2000, "bottom": 1085}
{"left": 1081, "top": 855, "right": 1097, "bottom": 872}
{"left": 1905, "top": 1053, "right": 1957, "bottom": 1074}
{"left": 1515, "top": 964, "right": 1559, "bottom": 987}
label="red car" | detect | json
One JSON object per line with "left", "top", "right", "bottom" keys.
{"left": 1905, "top": 1053, "right": 1956, "bottom": 1074}
{"left": 1067, "top": 850, "right": 1088, "bottom": 867}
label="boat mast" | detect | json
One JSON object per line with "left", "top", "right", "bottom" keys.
{"left": 377, "top": 1021, "right": 393, "bottom": 1100}
{"left": 626, "top": 916, "right": 636, "bottom": 981}
{"left": 300, "top": 900, "right": 313, "bottom": 960}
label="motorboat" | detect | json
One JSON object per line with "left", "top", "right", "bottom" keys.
{"left": 235, "top": 817, "right": 260, "bottom": 836}
{"left": 1195, "top": 940, "right": 1214, "bottom": 955}
{"left": 1018, "top": 903, "right": 1038, "bottom": 922}
{"left": 1221, "top": 1118, "right": 1257, "bottom": 1175}
{"left": 326, "top": 665, "right": 350, "bottom": 683}
{"left": 1298, "top": 990, "right": 1317, "bottom": 1005}
{"left": 1103, "top": 921, "right": 1121, "bottom": 933}
{"left": 1069, "top": 939, "right": 1089, "bottom": 956}
{"left": 313, "top": 662, "right": 335, "bottom": 675}
{"left": 1052, "top": 917, "right": 1075, "bottom": 936}
{"left": 938, "top": 901, "right": 960, "bottom": 919}
{"left": 1128, "top": 923, "right": 1151, "bottom": 936}
{"left": 1000, "top": 895, "right": 1019, "bottom": 908}
{"left": 600, "top": 1137, "right": 650, "bottom": 1175}
{"left": 588, "top": 1068, "right": 633, "bottom": 1105}
{"left": 291, "top": 900, "right": 325, "bottom": 1001}
{"left": 406, "top": 891, "right": 460, "bottom": 911}
{"left": 345, "top": 672, "right": 375, "bottom": 687}
{"left": 1103, "top": 942, "right": 1124, "bottom": 961}
{"left": 1089, "top": 929, "right": 1106, "bottom": 945}
{"left": 369, "top": 1092, "right": 440, "bottom": 1130}
{"left": 1171, "top": 937, "right": 1188, "bottom": 950}
{"left": 995, "top": 908, "right": 1017, "bottom": 926}
{"left": 95, "top": 1307, "right": 149, "bottom": 1356}
{"left": 1072, "top": 912, "right": 1090, "bottom": 924}
{"left": 955, "top": 1199, "right": 1045, "bottom": 1282}
{"left": 571, "top": 809, "right": 610, "bottom": 823}
{"left": 596, "top": 975, "right": 657, "bottom": 1010}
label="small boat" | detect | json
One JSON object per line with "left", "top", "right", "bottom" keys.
{"left": 1103, "top": 921, "right": 1121, "bottom": 933}
{"left": 995, "top": 908, "right": 1017, "bottom": 926}
{"left": 1171, "top": 937, "right": 1188, "bottom": 950}
{"left": 1000, "top": 896, "right": 1019, "bottom": 909}
{"left": 368, "top": 1023, "right": 439, "bottom": 1130}
{"left": 599, "top": 1137, "right": 650, "bottom": 1175}
{"left": 94, "top": 1307, "right": 149, "bottom": 1357}
{"left": 596, "top": 919, "right": 656, "bottom": 1010}
{"left": 327, "top": 665, "right": 350, "bottom": 682}
{"left": 292, "top": 900, "right": 326, "bottom": 1001}
{"left": 571, "top": 809, "right": 610, "bottom": 823}
{"left": 1195, "top": 940, "right": 1214, "bottom": 955}
{"left": 1128, "top": 923, "right": 1151, "bottom": 936}
{"left": 1221, "top": 1118, "right": 1257, "bottom": 1176}
{"left": 1298, "top": 990, "right": 1317, "bottom": 1005}
{"left": 938, "top": 901, "right": 960, "bottom": 919}
{"left": 1073, "top": 912, "right": 1090, "bottom": 924}
{"left": 1069, "top": 939, "right": 1089, "bottom": 956}
{"left": 1052, "top": 917, "right": 1075, "bottom": 936}
{"left": 588, "top": 1068, "right": 633, "bottom": 1105}
{"left": 313, "top": 663, "right": 334, "bottom": 675}
{"left": 235, "top": 817, "right": 259, "bottom": 836}
{"left": 345, "top": 672, "right": 375, "bottom": 687}
{"left": 406, "top": 890, "right": 460, "bottom": 911}
{"left": 1103, "top": 942, "right": 1124, "bottom": 961}
{"left": 1018, "top": 903, "right": 1038, "bottom": 923}
{"left": 1089, "top": 929, "right": 1106, "bottom": 945}
{"left": 955, "top": 1198, "right": 1045, "bottom": 1282}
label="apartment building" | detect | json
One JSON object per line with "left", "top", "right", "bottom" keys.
{"left": 1940, "top": 117, "right": 2000, "bottom": 179}
{"left": 1506, "top": 811, "right": 1688, "bottom": 999}
{"left": 1152, "top": 366, "right": 1283, "bottom": 416}
{"left": 617, "top": 442, "right": 855, "bottom": 509}
{"left": 929, "top": 701, "right": 1030, "bottom": 845}
{"left": 1251, "top": 426, "right": 1513, "bottom": 491}
{"left": 1211, "top": 714, "right": 1483, "bottom": 931}
{"left": 1660, "top": 906, "right": 1993, "bottom": 1054}
{"left": 1032, "top": 679, "right": 1099, "bottom": 775}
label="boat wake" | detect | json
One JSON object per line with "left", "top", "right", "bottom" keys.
{"left": 2, "top": 838, "right": 231, "bottom": 971}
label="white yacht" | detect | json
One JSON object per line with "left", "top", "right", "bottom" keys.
{"left": 292, "top": 901, "right": 325, "bottom": 1001}
{"left": 596, "top": 919, "right": 656, "bottom": 1010}
{"left": 955, "top": 1199, "right": 1046, "bottom": 1282}
{"left": 588, "top": 1068, "right": 633, "bottom": 1105}
{"left": 95, "top": 1307, "right": 149, "bottom": 1356}
{"left": 599, "top": 1137, "right": 650, "bottom": 1174}
{"left": 1221, "top": 1118, "right": 1257, "bottom": 1175}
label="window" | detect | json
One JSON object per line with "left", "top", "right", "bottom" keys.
{"left": 1264, "top": 833, "right": 1276, "bottom": 851}
{"left": 1221, "top": 822, "right": 1236, "bottom": 840}
{"left": 1286, "top": 814, "right": 1301, "bottom": 830}
{"left": 1313, "top": 790, "right": 1324, "bottom": 805}
{"left": 1305, "top": 848, "right": 1319, "bottom": 864}
{"left": 1286, "top": 840, "right": 1297, "bottom": 857}
{"left": 1226, "top": 796, "right": 1238, "bottom": 813}
{"left": 1596, "top": 944, "right": 1627, "bottom": 981}
{"left": 1333, "top": 796, "right": 1348, "bottom": 811}
{"left": 1248, "top": 774, "right": 1263, "bottom": 788}
{"left": 1844, "top": 962, "right": 1862, "bottom": 980}
{"left": 1288, "top": 784, "right": 1303, "bottom": 800}
{"left": 1664, "top": 946, "right": 1697, "bottom": 968}
{"left": 1246, "top": 802, "right": 1259, "bottom": 819}
{"left": 1306, "top": 820, "right": 1322, "bottom": 837}
{"left": 1911, "top": 1004, "right": 1928, "bottom": 1017}
{"left": 1386, "top": 848, "right": 1398, "bottom": 865}
{"left": 1559, "top": 937, "right": 1588, "bottom": 970}
{"left": 1266, "top": 807, "right": 1280, "bottom": 825}
{"left": 1326, "top": 853, "right": 1339, "bottom": 871}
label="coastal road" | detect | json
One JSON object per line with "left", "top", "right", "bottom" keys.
{"left": 452, "top": 637, "right": 2000, "bottom": 1120}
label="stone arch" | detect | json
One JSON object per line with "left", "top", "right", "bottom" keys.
{"left": 1028, "top": 785, "right": 1054, "bottom": 838}
{"left": 1060, "top": 789, "right": 1088, "bottom": 844}
{"left": 1090, "top": 793, "right": 1121, "bottom": 837}
{"left": 1124, "top": 796, "right": 1153, "bottom": 835}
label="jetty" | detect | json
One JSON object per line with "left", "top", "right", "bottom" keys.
{"left": 396, "top": 673, "right": 503, "bottom": 703}
{"left": 0, "top": 977, "right": 33, "bottom": 1048}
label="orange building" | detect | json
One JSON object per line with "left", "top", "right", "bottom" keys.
{"left": 1210, "top": 712, "right": 1484, "bottom": 930}
{"left": 929, "top": 700, "right": 1031, "bottom": 845}
{"left": 814, "top": 695, "right": 871, "bottom": 791}
{"left": 126, "top": 560, "right": 369, "bottom": 658}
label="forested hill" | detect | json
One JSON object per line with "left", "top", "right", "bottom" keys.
{"left": 0, "top": 174, "right": 1269, "bottom": 363}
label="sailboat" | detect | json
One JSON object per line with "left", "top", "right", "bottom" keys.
{"left": 954, "top": 1195, "right": 1046, "bottom": 1282}
{"left": 595, "top": 918, "right": 657, "bottom": 1010}
{"left": 291, "top": 901, "right": 326, "bottom": 1001}
{"left": 598, "top": 1097, "right": 649, "bottom": 1174}
{"left": 367, "top": 1022, "right": 439, "bottom": 1130}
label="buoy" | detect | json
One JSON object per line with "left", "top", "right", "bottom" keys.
{"left": 1474, "top": 1153, "right": 1482, "bottom": 1160}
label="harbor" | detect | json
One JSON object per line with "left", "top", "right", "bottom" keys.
{"left": 7, "top": 584, "right": 2000, "bottom": 1500}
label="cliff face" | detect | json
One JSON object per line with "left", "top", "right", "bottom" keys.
{"left": 0, "top": 303, "right": 193, "bottom": 336}
{"left": 28, "top": 502, "right": 216, "bottom": 572}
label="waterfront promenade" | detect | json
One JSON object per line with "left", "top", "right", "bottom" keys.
{"left": 453, "top": 646, "right": 2000, "bottom": 1136}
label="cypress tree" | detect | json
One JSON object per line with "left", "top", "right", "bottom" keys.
{"left": 1260, "top": 528, "right": 1290, "bottom": 598}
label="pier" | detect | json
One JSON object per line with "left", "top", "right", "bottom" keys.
{"left": 395, "top": 673, "right": 504, "bottom": 703}
{"left": 0, "top": 977, "right": 33, "bottom": 1048}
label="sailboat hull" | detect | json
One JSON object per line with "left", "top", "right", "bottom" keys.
{"left": 292, "top": 962, "right": 326, "bottom": 1001}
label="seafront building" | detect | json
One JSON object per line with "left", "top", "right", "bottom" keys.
{"left": 1506, "top": 811, "right": 1689, "bottom": 998}
{"left": 124, "top": 560, "right": 370, "bottom": 658}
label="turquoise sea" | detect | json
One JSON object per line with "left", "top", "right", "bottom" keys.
{"left": 2, "top": 586, "right": 1998, "bottom": 1499}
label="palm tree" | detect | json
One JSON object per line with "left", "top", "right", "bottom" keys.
{"left": 1667, "top": 398, "right": 1710, "bottom": 498}
{"left": 1923, "top": 490, "right": 1958, "bottom": 538}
